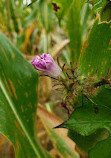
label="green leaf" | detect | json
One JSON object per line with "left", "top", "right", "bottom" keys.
{"left": 56, "top": 86, "right": 111, "bottom": 135}
{"left": 52, "top": 0, "right": 73, "bottom": 21}
{"left": 56, "top": 86, "right": 111, "bottom": 157}
{"left": 68, "top": 128, "right": 108, "bottom": 154}
{"left": 9, "top": 0, "right": 19, "bottom": 33}
{"left": 27, "top": 0, "right": 38, "bottom": 7}
{"left": 89, "top": 135, "right": 111, "bottom": 158}
{"left": 100, "top": 1, "right": 111, "bottom": 22}
{"left": 67, "top": 0, "right": 82, "bottom": 62}
{"left": 88, "top": 0, "right": 106, "bottom": 12}
{"left": 48, "top": 128, "right": 78, "bottom": 158}
{"left": 0, "top": 32, "right": 51, "bottom": 158}
{"left": 52, "top": 0, "right": 86, "bottom": 21}
{"left": 24, "top": 4, "right": 38, "bottom": 28}
{"left": 81, "top": 3, "right": 92, "bottom": 36}
{"left": 80, "top": 19, "right": 111, "bottom": 78}
{"left": 39, "top": 0, "right": 53, "bottom": 33}
{"left": 57, "top": 86, "right": 111, "bottom": 157}
{"left": 17, "top": 3, "right": 39, "bottom": 48}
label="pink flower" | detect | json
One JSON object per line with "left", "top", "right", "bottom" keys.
{"left": 31, "top": 53, "right": 61, "bottom": 77}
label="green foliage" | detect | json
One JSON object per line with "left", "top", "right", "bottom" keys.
{"left": 52, "top": 0, "right": 73, "bottom": 21}
{"left": 0, "top": 32, "right": 51, "bottom": 158}
{"left": 68, "top": 129, "right": 108, "bottom": 154}
{"left": 0, "top": 0, "right": 111, "bottom": 157}
{"left": 80, "top": 19, "right": 111, "bottom": 78}
{"left": 56, "top": 18, "right": 111, "bottom": 157}
{"left": 57, "top": 86, "right": 111, "bottom": 135}
{"left": 57, "top": 86, "right": 111, "bottom": 157}
{"left": 88, "top": 0, "right": 111, "bottom": 22}
{"left": 9, "top": 0, "right": 19, "bottom": 33}
{"left": 52, "top": 0, "right": 86, "bottom": 22}
{"left": 27, "top": 0, "right": 38, "bottom": 7}
{"left": 100, "top": 1, "right": 111, "bottom": 22}
{"left": 67, "top": 0, "right": 82, "bottom": 62}
{"left": 88, "top": 0, "right": 106, "bottom": 12}
{"left": 24, "top": 5, "right": 38, "bottom": 27}
{"left": 89, "top": 135, "right": 111, "bottom": 158}
{"left": 39, "top": 0, "right": 53, "bottom": 33}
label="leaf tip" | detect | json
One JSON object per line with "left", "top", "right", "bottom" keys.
{"left": 53, "top": 121, "right": 67, "bottom": 129}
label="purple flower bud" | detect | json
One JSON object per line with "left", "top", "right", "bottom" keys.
{"left": 31, "top": 53, "right": 61, "bottom": 77}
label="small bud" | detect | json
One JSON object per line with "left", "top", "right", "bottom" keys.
{"left": 31, "top": 53, "right": 61, "bottom": 77}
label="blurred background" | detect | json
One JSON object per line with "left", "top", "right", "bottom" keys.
{"left": 0, "top": 0, "right": 101, "bottom": 157}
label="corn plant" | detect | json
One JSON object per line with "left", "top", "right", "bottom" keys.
{"left": 0, "top": 0, "right": 111, "bottom": 158}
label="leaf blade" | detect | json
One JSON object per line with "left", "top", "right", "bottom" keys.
{"left": 67, "top": 0, "right": 82, "bottom": 62}
{"left": 0, "top": 32, "right": 50, "bottom": 158}
{"left": 80, "top": 19, "right": 111, "bottom": 77}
